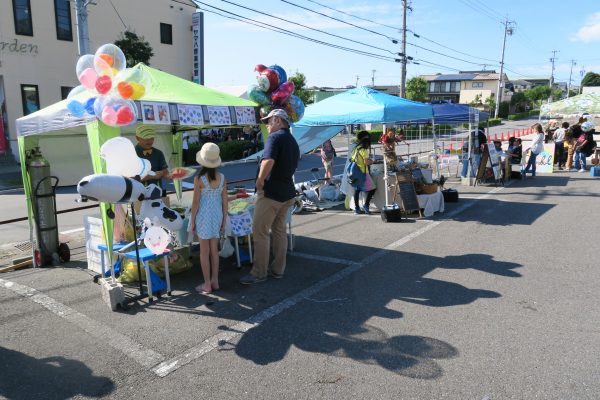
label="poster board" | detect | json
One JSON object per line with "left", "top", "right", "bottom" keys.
{"left": 476, "top": 145, "right": 503, "bottom": 185}
{"left": 535, "top": 143, "right": 555, "bottom": 173}
{"left": 395, "top": 172, "right": 422, "bottom": 216}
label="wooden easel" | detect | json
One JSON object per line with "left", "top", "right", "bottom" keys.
{"left": 475, "top": 145, "right": 504, "bottom": 187}
{"left": 395, "top": 171, "right": 423, "bottom": 217}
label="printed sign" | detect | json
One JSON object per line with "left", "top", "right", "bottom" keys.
{"left": 177, "top": 104, "right": 204, "bottom": 126}
{"left": 192, "top": 12, "right": 202, "bottom": 84}
{"left": 535, "top": 143, "right": 555, "bottom": 174}
{"left": 141, "top": 102, "right": 171, "bottom": 125}
{"left": 234, "top": 106, "right": 256, "bottom": 125}
{"left": 207, "top": 106, "right": 231, "bottom": 125}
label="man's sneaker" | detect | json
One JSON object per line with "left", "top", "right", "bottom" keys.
{"left": 353, "top": 208, "right": 364, "bottom": 215}
{"left": 570, "top": 168, "right": 578, "bottom": 172}
{"left": 578, "top": 168, "right": 586, "bottom": 172}
{"left": 362, "top": 205, "right": 371, "bottom": 215}
{"left": 239, "top": 274, "right": 267, "bottom": 285}
{"left": 268, "top": 271, "right": 284, "bottom": 279}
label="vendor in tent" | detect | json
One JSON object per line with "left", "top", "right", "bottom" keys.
{"left": 135, "top": 125, "right": 170, "bottom": 190}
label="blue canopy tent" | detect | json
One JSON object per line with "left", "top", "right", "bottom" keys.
{"left": 428, "top": 102, "right": 489, "bottom": 124}
{"left": 290, "top": 86, "right": 434, "bottom": 155}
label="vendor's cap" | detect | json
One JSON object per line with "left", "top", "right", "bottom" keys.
{"left": 196, "top": 142, "right": 221, "bottom": 168}
{"left": 136, "top": 125, "right": 155, "bottom": 139}
{"left": 261, "top": 108, "right": 290, "bottom": 123}
{"left": 581, "top": 121, "right": 594, "bottom": 132}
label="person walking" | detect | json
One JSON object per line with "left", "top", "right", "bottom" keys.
{"left": 320, "top": 139, "right": 336, "bottom": 179}
{"left": 240, "top": 109, "right": 300, "bottom": 285}
{"left": 190, "top": 143, "right": 228, "bottom": 294}
{"left": 350, "top": 131, "right": 376, "bottom": 215}
{"left": 553, "top": 122, "right": 568, "bottom": 170}
{"left": 522, "top": 123, "right": 545, "bottom": 179}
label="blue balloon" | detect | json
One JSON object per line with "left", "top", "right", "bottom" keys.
{"left": 67, "top": 100, "right": 86, "bottom": 117}
{"left": 269, "top": 65, "right": 287, "bottom": 87}
{"left": 84, "top": 97, "right": 96, "bottom": 115}
{"left": 289, "top": 95, "right": 305, "bottom": 120}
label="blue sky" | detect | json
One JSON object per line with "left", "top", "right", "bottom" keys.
{"left": 198, "top": 0, "right": 600, "bottom": 88}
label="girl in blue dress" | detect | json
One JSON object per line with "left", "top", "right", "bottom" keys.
{"left": 190, "top": 143, "right": 228, "bottom": 294}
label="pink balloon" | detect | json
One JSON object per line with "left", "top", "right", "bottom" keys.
{"left": 101, "top": 106, "right": 118, "bottom": 125}
{"left": 271, "top": 81, "right": 295, "bottom": 105}
{"left": 254, "top": 64, "right": 267, "bottom": 73}
{"left": 79, "top": 68, "right": 98, "bottom": 89}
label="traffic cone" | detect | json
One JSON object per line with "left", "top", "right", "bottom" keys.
{"left": 494, "top": 133, "right": 498, "bottom": 140}
{"left": 449, "top": 143, "right": 453, "bottom": 152}
{"left": 501, "top": 132, "right": 505, "bottom": 141}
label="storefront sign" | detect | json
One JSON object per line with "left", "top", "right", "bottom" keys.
{"left": 0, "top": 38, "right": 38, "bottom": 55}
{"left": 192, "top": 12, "right": 203, "bottom": 84}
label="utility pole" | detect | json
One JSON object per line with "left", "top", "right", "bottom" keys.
{"left": 355, "top": 75, "right": 360, "bottom": 87}
{"left": 400, "top": 0, "right": 408, "bottom": 97}
{"left": 494, "top": 19, "right": 514, "bottom": 119}
{"left": 567, "top": 60, "right": 576, "bottom": 98}
{"left": 580, "top": 65, "right": 586, "bottom": 94}
{"left": 371, "top": 70, "right": 376, "bottom": 87}
{"left": 75, "top": 0, "right": 93, "bottom": 55}
{"left": 549, "top": 50, "right": 559, "bottom": 88}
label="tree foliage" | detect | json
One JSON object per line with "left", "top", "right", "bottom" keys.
{"left": 581, "top": 72, "right": 600, "bottom": 87}
{"left": 405, "top": 77, "right": 428, "bottom": 102}
{"left": 114, "top": 31, "right": 154, "bottom": 67}
{"left": 289, "top": 71, "right": 313, "bottom": 105}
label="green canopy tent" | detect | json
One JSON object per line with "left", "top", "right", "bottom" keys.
{"left": 16, "top": 63, "right": 259, "bottom": 268}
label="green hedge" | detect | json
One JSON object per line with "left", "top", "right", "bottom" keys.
{"left": 187, "top": 140, "right": 247, "bottom": 164}
{"left": 485, "top": 118, "right": 502, "bottom": 127}
{"left": 507, "top": 112, "right": 529, "bottom": 121}
{"left": 529, "top": 109, "right": 540, "bottom": 116}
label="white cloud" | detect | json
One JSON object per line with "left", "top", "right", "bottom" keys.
{"left": 572, "top": 12, "right": 600, "bottom": 42}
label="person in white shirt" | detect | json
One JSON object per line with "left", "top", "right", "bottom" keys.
{"left": 553, "top": 121, "right": 569, "bottom": 170}
{"left": 522, "top": 123, "right": 545, "bottom": 178}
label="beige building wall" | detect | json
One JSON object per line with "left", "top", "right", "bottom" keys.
{"left": 0, "top": 0, "right": 195, "bottom": 161}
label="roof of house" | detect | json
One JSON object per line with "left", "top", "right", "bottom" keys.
{"left": 433, "top": 73, "right": 476, "bottom": 81}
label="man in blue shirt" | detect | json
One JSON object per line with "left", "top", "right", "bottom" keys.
{"left": 240, "top": 109, "right": 300, "bottom": 285}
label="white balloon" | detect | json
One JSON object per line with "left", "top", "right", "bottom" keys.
{"left": 143, "top": 226, "right": 170, "bottom": 255}
{"left": 100, "top": 137, "right": 149, "bottom": 178}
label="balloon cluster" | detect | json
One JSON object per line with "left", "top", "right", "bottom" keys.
{"left": 247, "top": 64, "right": 305, "bottom": 123}
{"left": 66, "top": 44, "right": 149, "bottom": 127}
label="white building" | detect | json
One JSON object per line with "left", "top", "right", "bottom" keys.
{"left": 0, "top": 0, "right": 196, "bottom": 163}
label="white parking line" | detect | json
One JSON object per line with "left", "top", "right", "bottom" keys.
{"left": 0, "top": 278, "right": 165, "bottom": 369}
{"left": 60, "top": 227, "right": 85, "bottom": 235}
{"left": 151, "top": 184, "right": 507, "bottom": 377}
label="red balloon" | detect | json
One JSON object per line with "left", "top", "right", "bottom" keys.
{"left": 95, "top": 75, "right": 112, "bottom": 94}
{"left": 262, "top": 69, "right": 279, "bottom": 93}
{"left": 116, "top": 106, "right": 134, "bottom": 124}
{"left": 254, "top": 64, "right": 267, "bottom": 73}
{"left": 271, "top": 81, "right": 295, "bottom": 105}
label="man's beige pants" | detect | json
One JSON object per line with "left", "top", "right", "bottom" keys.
{"left": 250, "top": 193, "right": 294, "bottom": 279}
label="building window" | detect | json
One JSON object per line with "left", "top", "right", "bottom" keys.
{"left": 60, "top": 86, "right": 73, "bottom": 100}
{"left": 21, "top": 84, "right": 40, "bottom": 115}
{"left": 429, "top": 82, "right": 435, "bottom": 93}
{"left": 54, "top": 0, "right": 73, "bottom": 41}
{"left": 13, "top": 0, "right": 33, "bottom": 36}
{"left": 160, "top": 23, "right": 173, "bottom": 44}
{"left": 472, "top": 82, "right": 484, "bottom": 88}
{"left": 450, "top": 82, "right": 460, "bottom": 92}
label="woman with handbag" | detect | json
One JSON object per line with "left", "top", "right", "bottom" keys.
{"left": 351, "top": 131, "right": 376, "bottom": 215}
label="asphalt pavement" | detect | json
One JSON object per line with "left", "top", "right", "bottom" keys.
{"left": 1, "top": 167, "right": 599, "bottom": 399}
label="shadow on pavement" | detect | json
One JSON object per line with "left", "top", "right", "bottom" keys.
{"left": 227, "top": 237, "right": 521, "bottom": 379}
{"left": 0, "top": 347, "right": 114, "bottom": 400}
{"left": 445, "top": 198, "right": 555, "bottom": 226}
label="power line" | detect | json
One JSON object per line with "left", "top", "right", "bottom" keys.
{"left": 408, "top": 30, "right": 498, "bottom": 63}
{"left": 459, "top": 0, "right": 503, "bottom": 24}
{"left": 406, "top": 41, "right": 495, "bottom": 67}
{"left": 303, "top": 0, "right": 399, "bottom": 31}
{"left": 277, "top": 0, "right": 400, "bottom": 43}
{"left": 469, "top": 0, "right": 505, "bottom": 19}
{"left": 216, "top": 0, "right": 400, "bottom": 55}
{"left": 189, "top": 1, "right": 399, "bottom": 62}
{"left": 108, "top": 0, "right": 127, "bottom": 29}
